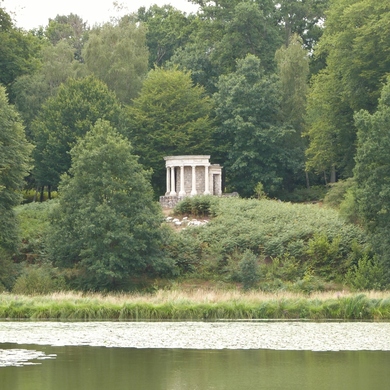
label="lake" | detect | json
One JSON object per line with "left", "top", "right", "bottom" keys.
{"left": 1, "top": 321, "right": 390, "bottom": 389}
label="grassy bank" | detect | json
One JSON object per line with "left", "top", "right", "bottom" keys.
{"left": 1, "top": 290, "right": 390, "bottom": 320}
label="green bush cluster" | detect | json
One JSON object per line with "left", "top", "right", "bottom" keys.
{"left": 12, "top": 263, "right": 67, "bottom": 295}
{"left": 173, "top": 197, "right": 372, "bottom": 291}
{"left": 174, "top": 195, "right": 216, "bottom": 217}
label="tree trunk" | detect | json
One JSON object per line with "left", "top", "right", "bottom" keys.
{"left": 40, "top": 186, "right": 44, "bottom": 202}
{"left": 48, "top": 185, "right": 51, "bottom": 200}
{"left": 330, "top": 165, "right": 336, "bottom": 183}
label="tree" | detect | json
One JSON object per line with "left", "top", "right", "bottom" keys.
{"left": 213, "top": 54, "right": 294, "bottom": 196}
{"left": 304, "top": 0, "right": 390, "bottom": 182}
{"left": 0, "top": 85, "right": 32, "bottom": 252}
{"left": 31, "top": 76, "right": 124, "bottom": 189}
{"left": 275, "top": 0, "right": 329, "bottom": 51}
{"left": 47, "top": 120, "right": 169, "bottom": 290}
{"left": 353, "top": 79, "right": 390, "bottom": 282}
{"left": 275, "top": 34, "right": 310, "bottom": 187}
{"left": 12, "top": 41, "right": 88, "bottom": 139}
{"left": 128, "top": 67, "right": 214, "bottom": 195}
{"left": 135, "top": 5, "right": 194, "bottom": 69}
{"left": 169, "top": 0, "right": 283, "bottom": 95}
{"left": 45, "top": 13, "right": 89, "bottom": 62}
{"left": 305, "top": 69, "right": 355, "bottom": 182}
{"left": 82, "top": 17, "right": 149, "bottom": 104}
{"left": 0, "top": 8, "right": 42, "bottom": 101}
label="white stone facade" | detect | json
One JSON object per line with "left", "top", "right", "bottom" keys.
{"left": 160, "top": 155, "right": 222, "bottom": 208}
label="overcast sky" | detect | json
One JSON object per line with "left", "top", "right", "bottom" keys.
{"left": 2, "top": 0, "right": 199, "bottom": 30}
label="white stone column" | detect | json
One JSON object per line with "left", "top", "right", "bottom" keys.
{"left": 204, "top": 165, "right": 210, "bottom": 194}
{"left": 166, "top": 167, "right": 170, "bottom": 195}
{"left": 179, "top": 165, "right": 186, "bottom": 196}
{"left": 170, "top": 166, "right": 176, "bottom": 196}
{"left": 191, "top": 165, "right": 197, "bottom": 196}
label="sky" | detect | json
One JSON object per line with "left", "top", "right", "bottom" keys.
{"left": 2, "top": 0, "right": 199, "bottom": 30}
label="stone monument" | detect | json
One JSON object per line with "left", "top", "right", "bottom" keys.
{"left": 159, "top": 155, "right": 222, "bottom": 208}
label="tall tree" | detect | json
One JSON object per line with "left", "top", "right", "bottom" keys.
{"left": 171, "top": 0, "right": 282, "bottom": 94}
{"left": 0, "top": 85, "right": 32, "bottom": 252}
{"left": 12, "top": 40, "right": 88, "bottom": 139}
{"left": 275, "top": 34, "right": 310, "bottom": 188}
{"left": 354, "top": 79, "right": 390, "bottom": 282}
{"left": 31, "top": 76, "right": 124, "bottom": 189}
{"left": 82, "top": 17, "right": 149, "bottom": 104}
{"left": 47, "top": 120, "right": 169, "bottom": 290}
{"left": 135, "top": 5, "right": 194, "bottom": 69}
{"left": 45, "top": 13, "right": 89, "bottom": 62}
{"left": 128, "top": 67, "right": 214, "bottom": 195}
{"left": 0, "top": 7, "right": 42, "bottom": 101}
{"left": 305, "top": 0, "right": 390, "bottom": 181}
{"left": 213, "top": 54, "right": 294, "bottom": 196}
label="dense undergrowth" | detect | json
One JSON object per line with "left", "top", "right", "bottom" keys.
{"left": 1, "top": 195, "right": 387, "bottom": 297}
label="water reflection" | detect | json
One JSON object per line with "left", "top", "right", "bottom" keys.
{"left": 0, "top": 344, "right": 389, "bottom": 390}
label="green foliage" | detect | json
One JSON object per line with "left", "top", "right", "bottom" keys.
{"left": 31, "top": 76, "right": 124, "bottom": 188}
{"left": 354, "top": 78, "right": 390, "bottom": 281}
{"left": 163, "top": 228, "right": 201, "bottom": 274}
{"left": 136, "top": 5, "right": 194, "bottom": 69}
{"left": 191, "top": 197, "right": 367, "bottom": 282}
{"left": 14, "top": 200, "right": 57, "bottom": 263}
{"left": 0, "top": 10, "right": 42, "bottom": 100}
{"left": 345, "top": 256, "right": 386, "bottom": 291}
{"left": 305, "top": 0, "right": 390, "bottom": 180}
{"left": 128, "top": 67, "right": 214, "bottom": 195}
{"left": 306, "top": 234, "right": 345, "bottom": 279}
{"left": 253, "top": 182, "right": 267, "bottom": 200}
{"left": 0, "top": 85, "right": 33, "bottom": 253}
{"left": 45, "top": 13, "right": 89, "bottom": 62}
{"left": 46, "top": 120, "right": 171, "bottom": 290}
{"left": 0, "top": 249, "right": 20, "bottom": 291}
{"left": 323, "top": 179, "right": 354, "bottom": 209}
{"left": 213, "top": 54, "right": 296, "bottom": 196}
{"left": 174, "top": 195, "right": 216, "bottom": 217}
{"left": 12, "top": 263, "right": 67, "bottom": 295}
{"left": 239, "top": 250, "right": 260, "bottom": 290}
{"left": 82, "top": 17, "right": 148, "bottom": 104}
{"left": 278, "top": 185, "right": 326, "bottom": 203}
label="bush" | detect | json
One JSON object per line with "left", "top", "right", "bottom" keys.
{"left": 174, "top": 195, "right": 216, "bottom": 217}
{"left": 14, "top": 200, "right": 57, "bottom": 263}
{"left": 323, "top": 179, "right": 354, "bottom": 209}
{"left": 345, "top": 256, "right": 386, "bottom": 291}
{"left": 239, "top": 250, "right": 260, "bottom": 290}
{"left": 12, "top": 263, "right": 67, "bottom": 295}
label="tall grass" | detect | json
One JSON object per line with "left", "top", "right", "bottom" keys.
{"left": 0, "top": 290, "right": 389, "bottom": 320}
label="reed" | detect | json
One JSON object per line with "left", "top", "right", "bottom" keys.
{"left": 0, "top": 290, "right": 389, "bottom": 320}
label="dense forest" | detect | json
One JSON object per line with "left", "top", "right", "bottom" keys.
{"left": 1, "top": 0, "right": 390, "bottom": 292}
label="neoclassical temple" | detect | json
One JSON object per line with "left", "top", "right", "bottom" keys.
{"left": 159, "top": 155, "right": 222, "bottom": 208}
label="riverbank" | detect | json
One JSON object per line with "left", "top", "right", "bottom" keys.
{"left": 0, "top": 290, "right": 389, "bottom": 320}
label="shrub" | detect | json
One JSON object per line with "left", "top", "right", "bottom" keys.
{"left": 323, "top": 179, "right": 354, "bottom": 209}
{"left": 174, "top": 195, "right": 216, "bottom": 217}
{"left": 12, "top": 263, "right": 67, "bottom": 295}
{"left": 239, "top": 250, "right": 260, "bottom": 290}
{"left": 345, "top": 255, "right": 386, "bottom": 291}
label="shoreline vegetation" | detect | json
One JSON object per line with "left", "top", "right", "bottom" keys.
{"left": 1, "top": 290, "right": 389, "bottom": 321}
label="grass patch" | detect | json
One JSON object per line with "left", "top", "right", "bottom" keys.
{"left": 0, "top": 290, "right": 389, "bottom": 320}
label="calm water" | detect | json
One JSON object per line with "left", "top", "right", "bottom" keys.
{"left": 1, "top": 344, "right": 390, "bottom": 390}
{"left": 1, "top": 321, "right": 390, "bottom": 389}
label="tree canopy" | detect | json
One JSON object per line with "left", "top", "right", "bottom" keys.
{"left": 128, "top": 67, "right": 214, "bottom": 195}
{"left": 213, "top": 54, "right": 295, "bottom": 196}
{"left": 31, "top": 76, "right": 124, "bottom": 188}
{"left": 47, "top": 120, "right": 170, "bottom": 290}
{"left": 0, "top": 85, "right": 32, "bottom": 252}
{"left": 354, "top": 78, "right": 390, "bottom": 281}
{"left": 82, "top": 18, "right": 149, "bottom": 104}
